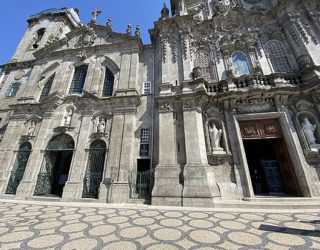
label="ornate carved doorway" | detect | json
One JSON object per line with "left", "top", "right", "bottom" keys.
{"left": 239, "top": 119, "right": 301, "bottom": 196}
{"left": 34, "top": 134, "right": 74, "bottom": 197}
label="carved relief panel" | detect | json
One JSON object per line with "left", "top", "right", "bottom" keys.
{"left": 239, "top": 119, "right": 282, "bottom": 139}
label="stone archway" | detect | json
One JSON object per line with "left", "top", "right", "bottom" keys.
{"left": 34, "top": 134, "right": 74, "bottom": 197}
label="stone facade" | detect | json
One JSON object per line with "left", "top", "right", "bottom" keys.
{"left": 0, "top": 1, "right": 320, "bottom": 207}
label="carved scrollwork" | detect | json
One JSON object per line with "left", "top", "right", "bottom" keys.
{"left": 159, "top": 101, "right": 173, "bottom": 112}
{"left": 239, "top": 119, "right": 282, "bottom": 139}
{"left": 79, "top": 26, "right": 97, "bottom": 47}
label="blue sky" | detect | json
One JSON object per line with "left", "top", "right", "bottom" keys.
{"left": 0, "top": 0, "right": 170, "bottom": 64}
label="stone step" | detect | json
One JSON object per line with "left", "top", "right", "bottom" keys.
{"left": 243, "top": 196, "right": 320, "bottom": 203}
{"left": 213, "top": 199, "right": 320, "bottom": 210}
{"left": 128, "top": 198, "right": 149, "bottom": 205}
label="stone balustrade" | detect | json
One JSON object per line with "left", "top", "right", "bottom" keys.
{"left": 206, "top": 73, "right": 304, "bottom": 94}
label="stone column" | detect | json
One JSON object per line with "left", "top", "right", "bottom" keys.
{"left": 152, "top": 100, "right": 182, "bottom": 206}
{"left": 182, "top": 100, "right": 216, "bottom": 207}
{"left": 62, "top": 112, "right": 93, "bottom": 200}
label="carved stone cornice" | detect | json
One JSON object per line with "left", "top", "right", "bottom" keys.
{"left": 1, "top": 60, "right": 36, "bottom": 72}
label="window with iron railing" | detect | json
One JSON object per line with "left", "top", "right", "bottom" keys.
{"left": 140, "top": 128, "right": 150, "bottom": 157}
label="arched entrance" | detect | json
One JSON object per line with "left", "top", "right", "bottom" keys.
{"left": 6, "top": 142, "right": 32, "bottom": 194}
{"left": 82, "top": 140, "right": 106, "bottom": 199}
{"left": 34, "top": 134, "right": 74, "bottom": 197}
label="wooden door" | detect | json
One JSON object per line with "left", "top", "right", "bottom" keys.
{"left": 274, "top": 138, "right": 301, "bottom": 196}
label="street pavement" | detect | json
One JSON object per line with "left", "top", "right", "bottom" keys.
{"left": 0, "top": 199, "right": 319, "bottom": 249}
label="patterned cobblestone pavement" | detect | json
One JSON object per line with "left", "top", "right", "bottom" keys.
{"left": 0, "top": 200, "right": 319, "bottom": 249}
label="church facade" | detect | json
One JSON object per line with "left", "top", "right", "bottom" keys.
{"left": 0, "top": 0, "right": 320, "bottom": 207}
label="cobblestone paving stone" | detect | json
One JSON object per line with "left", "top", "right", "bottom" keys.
{"left": 0, "top": 200, "right": 319, "bottom": 249}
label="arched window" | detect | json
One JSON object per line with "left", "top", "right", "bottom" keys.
{"left": 7, "top": 82, "right": 20, "bottom": 97}
{"left": 40, "top": 74, "right": 55, "bottom": 101}
{"left": 102, "top": 68, "right": 114, "bottom": 97}
{"left": 195, "top": 50, "right": 215, "bottom": 82}
{"left": 83, "top": 140, "right": 107, "bottom": 198}
{"left": 265, "top": 40, "right": 292, "bottom": 73}
{"left": 5, "top": 142, "right": 32, "bottom": 194}
{"left": 69, "top": 65, "right": 88, "bottom": 94}
{"left": 232, "top": 52, "right": 251, "bottom": 76}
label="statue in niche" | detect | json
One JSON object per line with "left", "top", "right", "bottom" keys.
{"left": 27, "top": 121, "right": 36, "bottom": 136}
{"left": 64, "top": 109, "right": 73, "bottom": 127}
{"left": 208, "top": 123, "right": 224, "bottom": 153}
{"left": 301, "top": 117, "right": 319, "bottom": 148}
{"left": 97, "top": 118, "right": 106, "bottom": 133}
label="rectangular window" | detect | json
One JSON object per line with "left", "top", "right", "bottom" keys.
{"left": 140, "top": 128, "right": 150, "bottom": 157}
{"left": 143, "top": 81, "right": 152, "bottom": 95}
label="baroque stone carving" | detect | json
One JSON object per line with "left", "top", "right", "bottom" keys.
{"left": 159, "top": 101, "right": 173, "bottom": 112}
{"left": 97, "top": 117, "right": 106, "bottom": 133}
{"left": 296, "top": 100, "right": 314, "bottom": 111}
{"left": 79, "top": 26, "right": 97, "bottom": 47}
{"left": 27, "top": 121, "right": 37, "bottom": 136}
{"left": 64, "top": 108, "right": 73, "bottom": 127}
{"left": 193, "top": 67, "right": 202, "bottom": 79}
{"left": 236, "top": 98, "right": 275, "bottom": 114}
{"left": 209, "top": 123, "right": 223, "bottom": 151}
{"left": 215, "top": 0, "right": 236, "bottom": 16}
{"left": 301, "top": 118, "right": 320, "bottom": 149}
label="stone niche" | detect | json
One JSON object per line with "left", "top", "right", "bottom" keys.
{"left": 204, "top": 117, "right": 231, "bottom": 166}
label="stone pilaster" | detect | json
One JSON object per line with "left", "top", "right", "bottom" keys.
{"left": 101, "top": 111, "right": 136, "bottom": 203}
{"left": 180, "top": 31, "right": 192, "bottom": 81}
{"left": 152, "top": 100, "right": 183, "bottom": 206}
{"left": 0, "top": 119, "right": 21, "bottom": 193}
{"left": 15, "top": 111, "right": 54, "bottom": 198}
{"left": 182, "top": 100, "right": 216, "bottom": 207}
{"left": 62, "top": 112, "right": 93, "bottom": 200}
{"left": 128, "top": 53, "right": 139, "bottom": 90}
{"left": 118, "top": 53, "right": 131, "bottom": 90}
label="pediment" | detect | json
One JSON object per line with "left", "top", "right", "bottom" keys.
{"left": 34, "top": 24, "right": 141, "bottom": 59}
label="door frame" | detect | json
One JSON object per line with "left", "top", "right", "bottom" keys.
{"left": 232, "top": 112, "right": 313, "bottom": 198}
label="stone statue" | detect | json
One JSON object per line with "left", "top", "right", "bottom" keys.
{"left": 216, "top": 0, "right": 233, "bottom": 15}
{"left": 106, "top": 17, "right": 112, "bottom": 29}
{"left": 64, "top": 109, "right": 73, "bottom": 127}
{"left": 97, "top": 118, "right": 106, "bottom": 133}
{"left": 301, "top": 118, "right": 319, "bottom": 147}
{"left": 27, "top": 121, "right": 36, "bottom": 136}
{"left": 209, "top": 123, "right": 223, "bottom": 150}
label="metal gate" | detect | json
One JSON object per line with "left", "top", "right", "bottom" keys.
{"left": 82, "top": 140, "right": 106, "bottom": 199}
{"left": 6, "top": 142, "right": 32, "bottom": 195}
{"left": 129, "top": 169, "right": 154, "bottom": 201}
{"left": 34, "top": 134, "right": 74, "bottom": 196}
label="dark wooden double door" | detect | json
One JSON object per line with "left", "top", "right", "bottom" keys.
{"left": 239, "top": 119, "right": 301, "bottom": 197}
